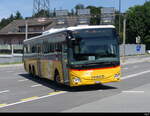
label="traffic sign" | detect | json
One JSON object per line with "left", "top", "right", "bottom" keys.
{"left": 136, "top": 45, "right": 141, "bottom": 52}
{"left": 136, "top": 36, "right": 141, "bottom": 44}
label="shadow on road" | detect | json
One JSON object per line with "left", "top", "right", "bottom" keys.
{"left": 19, "top": 73, "right": 118, "bottom": 92}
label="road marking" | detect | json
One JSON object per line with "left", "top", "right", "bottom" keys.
{"left": 48, "top": 91, "right": 67, "bottom": 95}
{"left": 98, "top": 90, "right": 103, "bottom": 92}
{"left": 18, "top": 79, "right": 28, "bottom": 82}
{"left": 21, "top": 96, "right": 39, "bottom": 102}
{"left": 133, "top": 66, "right": 138, "bottom": 69}
{"left": 6, "top": 71, "right": 14, "bottom": 73}
{"left": 0, "top": 104, "right": 7, "bottom": 107}
{"left": 122, "top": 70, "right": 150, "bottom": 80}
{"left": 122, "top": 68, "right": 128, "bottom": 70}
{"left": 31, "top": 84, "right": 42, "bottom": 88}
{"left": 122, "top": 91, "right": 144, "bottom": 93}
{"left": 0, "top": 91, "right": 67, "bottom": 109}
{"left": 0, "top": 90, "right": 10, "bottom": 94}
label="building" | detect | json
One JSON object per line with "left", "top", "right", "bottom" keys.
{"left": 0, "top": 12, "right": 91, "bottom": 54}
{"left": 0, "top": 18, "right": 53, "bottom": 45}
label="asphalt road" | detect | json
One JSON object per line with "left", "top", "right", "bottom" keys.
{"left": 0, "top": 59, "right": 150, "bottom": 112}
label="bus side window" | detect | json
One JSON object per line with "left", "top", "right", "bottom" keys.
{"left": 31, "top": 45, "right": 36, "bottom": 53}
{"left": 59, "top": 43, "right": 62, "bottom": 52}
{"left": 55, "top": 43, "right": 59, "bottom": 52}
{"left": 27, "top": 45, "right": 31, "bottom": 54}
{"left": 24, "top": 45, "right": 28, "bottom": 54}
{"left": 62, "top": 42, "right": 67, "bottom": 53}
{"left": 51, "top": 43, "right": 54, "bottom": 52}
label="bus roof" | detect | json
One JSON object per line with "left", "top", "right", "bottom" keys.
{"left": 67, "top": 25, "right": 115, "bottom": 31}
{"left": 24, "top": 25, "right": 115, "bottom": 43}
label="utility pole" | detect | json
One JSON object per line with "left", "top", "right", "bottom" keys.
{"left": 119, "top": 0, "right": 121, "bottom": 35}
{"left": 122, "top": 14, "right": 126, "bottom": 63}
{"left": 33, "top": 0, "right": 50, "bottom": 17}
{"left": 25, "top": 20, "right": 28, "bottom": 40}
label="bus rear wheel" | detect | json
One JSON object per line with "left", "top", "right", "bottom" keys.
{"left": 32, "top": 66, "right": 36, "bottom": 78}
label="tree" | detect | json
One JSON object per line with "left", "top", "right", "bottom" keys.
{"left": 86, "top": 6, "right": 101, "bottom": 25}
{"left": 15, "top": 11, "right": 23, "bottom": 19}
{"left": 75, "top": 4, "right": 85, "bottom": 10}
{"left": 0, "top": 12, "right": 23, "bottom": 30}
{"left": 32, "top": 9, "right": 50, "bottom": 18}
{"left": 75, "top": 4, "right": 85, "bottom": 15}
{"left": 125, "top": 2, "right": 150, "bottom": 49}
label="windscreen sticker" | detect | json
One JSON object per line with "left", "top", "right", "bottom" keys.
{"left": 88, "top": 56, "right": 95, "bottom": 61}
{"left": 84, "top": 70, "right": 93, "bottom": 76}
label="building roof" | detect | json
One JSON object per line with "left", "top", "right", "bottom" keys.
{"left": 0, "top": 16, "right": 91, "bottom": 35}
{"left": 0, "top": 18, "right": 53, "bottom": 34}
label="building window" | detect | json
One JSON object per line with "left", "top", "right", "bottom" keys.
{"left": 19, "top": 26, "right": 26, "bottom": 32}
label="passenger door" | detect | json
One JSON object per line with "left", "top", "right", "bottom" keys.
{"left": 61, "top": 42, "right": 69, "bottom": 85}
{"left": 37, "top": 43, "right": 42, "bottom": 77}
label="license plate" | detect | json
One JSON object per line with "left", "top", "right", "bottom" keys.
{"left": 95, "top": 81, "right": 101, "bottom": 84}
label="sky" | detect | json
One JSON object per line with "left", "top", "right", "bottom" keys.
{"left": 0, "top": 0, "right": 147, "bottom": 20}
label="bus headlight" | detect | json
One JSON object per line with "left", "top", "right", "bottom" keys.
{"left": 73, "top": 77, "right": 81, "bottom": 83}
{"left": 114, "top": 73, "right": 120, "bottom": 79}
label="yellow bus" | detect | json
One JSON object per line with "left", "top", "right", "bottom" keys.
{"left": 23, "top": 25, "right": 121, "bottom": 87}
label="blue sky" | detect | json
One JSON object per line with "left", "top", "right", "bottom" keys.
{"left": 0, "top": 0, "right": 147, "bottom": 20}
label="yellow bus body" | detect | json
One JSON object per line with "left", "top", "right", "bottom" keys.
{"left": 24, "top": 58, "right": 121, "bottom": 87}
{"left": 23, "top": 25, "right": 121, "bottom": 87}
{"left": 69, "top": 66, "right": 121, "bottom": 87}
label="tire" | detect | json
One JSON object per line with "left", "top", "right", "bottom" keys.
{"left": 29, "top": 65, "right": 32, "bottom": 76}
{"left": 54, "top": 71, "right": 61, "bottom": 84}
{"left": 32, "top": 66, "right": 36, "bottom": 78}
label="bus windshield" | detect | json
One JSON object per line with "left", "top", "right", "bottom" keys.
{"left": 68, "top": 28, "right": 120, "bottom": 65}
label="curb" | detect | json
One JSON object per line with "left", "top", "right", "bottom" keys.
{"left": 0, "top": 64, "right": 23, "bottom": 68}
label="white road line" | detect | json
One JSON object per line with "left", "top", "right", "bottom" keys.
{"left": 122, "top": 70, "right": 150, "bottom": 80}
{"left": 122, "top": 68, "right": 128, "bottom": 70}
{"left": 0, "top": 91, "right": 67, "bottom": 109}
{"left": 133, "top": 66, "right": 138, "bottom": 69}
{"left": 6, "top": 71, "right": 15, "bottom": 73}
{"left": 0, "top": 90, "right": 10, "bottom": 94}
{"left": 31, "top": 84, "right": 42, "bottom": 88}
{"left": 122, "top": 91, "right": 144, "bottom": 93}
{"left": 18, "top": 79, "right": 28, "bottom": 82}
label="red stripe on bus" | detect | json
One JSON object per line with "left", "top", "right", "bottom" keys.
{"left": 69, "top": 66, "right": 120, "bottom": 71}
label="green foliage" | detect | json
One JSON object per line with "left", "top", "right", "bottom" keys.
{"left": 75, "top": 4, "right": 85, "bottom": 10}
{"left": 32, "top": 9, "right": 50, "bottom": 18}
{"left": 126, "top": 1, "right": 150, "bottom": 49}
{"left": 15, "top": 11, "right": 23, "bottom": 19}
{"left": 86, "top": 6, "right": 101, "bottom": 25}
{"left": 0, "top": 11, "right": 23, "bottom": 29}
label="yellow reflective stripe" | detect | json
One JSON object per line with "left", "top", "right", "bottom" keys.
{"left": 48, "top": 91, "right": 65, "bottom": 95}
{"left": 21, "top": 96, "right": 39, "bottom": 102}
{"left": 0, "top": 104, "right": 7, "bottom": 107}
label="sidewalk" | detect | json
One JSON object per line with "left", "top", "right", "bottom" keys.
{"left": 0, "top": 63, "right": 23, "bottom": 68}
{"left": 121, "top": 54, "right": 150, "bottom": 65}
{"left": 0, "top": 54, "right": 150, "bottom": 68}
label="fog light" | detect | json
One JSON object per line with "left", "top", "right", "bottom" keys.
{"left": 115, "top": 73, "right": 120, "bottom": 79}
{"left": 73, "top": 77, "right": 81, "bottom": 83}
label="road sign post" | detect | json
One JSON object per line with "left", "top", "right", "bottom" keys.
{"left": 136, "top": 36, "right": 141, "bottom": 44}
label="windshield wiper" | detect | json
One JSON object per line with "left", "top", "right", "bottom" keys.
{"left": 86, "top": 61, "right": 119, "bottom": 66}
{"left": 85, "top": 62, "right": 111, "bottom": 66}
